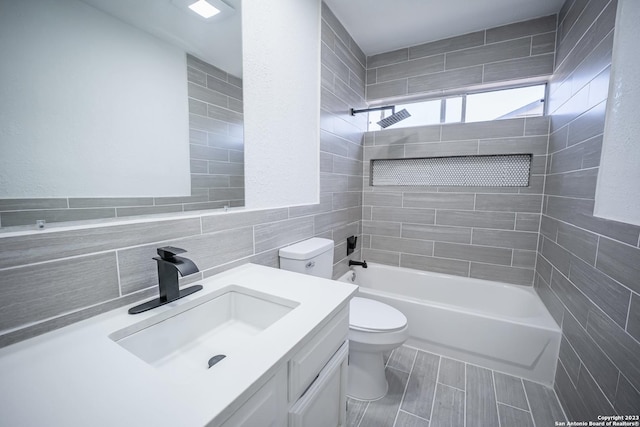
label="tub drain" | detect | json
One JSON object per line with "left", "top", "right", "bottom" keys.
{"left": 207, "top": 354, "right": 226, "bottom": 369}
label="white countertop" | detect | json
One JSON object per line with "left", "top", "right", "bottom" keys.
{"left": 0, "top": 264, "right": 358, "bottom": 426}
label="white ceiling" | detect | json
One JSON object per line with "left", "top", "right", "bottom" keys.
{"left": 323, "top": 0, "right": 565, "bottom": 56}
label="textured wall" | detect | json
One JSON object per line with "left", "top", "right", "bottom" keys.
{"left": 0, "top": 2, "right": 366, "bottom": 348}
{"left": 243, "top": 0, "right": 320, "bottom": 208}
{"left": 366, "top": 15, "right": 556, "bottom": 101}
{"left": 537, "top": 0, "right": 640, "bottom": 417}
{"left": 594, "top": 0, "right": 640, "bottom": 226}
{"left": 361, "top": 116, "right": 548, "bottom": 286}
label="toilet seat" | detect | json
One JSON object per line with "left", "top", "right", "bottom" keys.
{"left": 349, "top": 297, "right": 407, "bottom": 332}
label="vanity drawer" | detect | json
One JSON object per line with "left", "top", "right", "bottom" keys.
{"left": 288, "top": 341, "right": 348, "bottom": 427}
{"left": 288, "top": 306, "right": 348, "bottom": 402}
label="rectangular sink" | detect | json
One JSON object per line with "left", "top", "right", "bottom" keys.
{"left": 110, "top": 285, "right": 299, "bottom": 381}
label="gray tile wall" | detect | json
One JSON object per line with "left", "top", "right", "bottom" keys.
{"left": 361, "top": 116, "right": 549, "bottom": 286}
{"left": 366, "top": 16, "right": 557, "bottom": 100}
{"left": 0, "top": 3, "right": 366, "bottom": 348}
{"left": 537, "top": 0, "right": 640, "bottom": 417}
{"left": 0, "top": 55, "right": 245, "bottom": 228}
{"left": 187, "top": 54, "right": 245, "bottom": 209}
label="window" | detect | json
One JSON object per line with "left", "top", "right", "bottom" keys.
{"left": 465, "top": 86, "right": 545, "bottom": 123}
{"left": 367, "top": 84, "right": 546, "bottom": 131}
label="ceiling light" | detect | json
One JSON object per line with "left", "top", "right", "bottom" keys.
{"left": 188, "top": 0, "right": 220, "bottom": 19}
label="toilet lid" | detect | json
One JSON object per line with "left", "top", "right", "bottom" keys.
{"left": 349, "top": 297, "right": 407, "bottom": 332}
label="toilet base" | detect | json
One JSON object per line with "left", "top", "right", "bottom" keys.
{"left": 347, "top": 349, "right": 388, "bottom": 401}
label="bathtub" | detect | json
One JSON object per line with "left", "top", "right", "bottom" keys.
{"left": 339, "top": 263, "right": 561, "bottom": 386}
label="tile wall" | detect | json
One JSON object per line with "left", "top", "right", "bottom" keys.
{"left": 0, "top": 3, "right": 367, "bottom": 348}
{"left": 187, "top": 54, "right": 245, "bottom": 209}
{"left": 360, "top": 116, "right": 549, "bottom": 286}
{"left": 366, "top": 15, "right": 557, "bottom": 100}
{"left": 537, "top": 0, "right": 640, "bottom": 417}
{"left": 0, "top": 55, "right": 245, "bottom": 228}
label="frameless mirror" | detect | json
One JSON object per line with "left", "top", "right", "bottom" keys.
{"left": 0, "top": 0, "right": 243, "bottom": 229}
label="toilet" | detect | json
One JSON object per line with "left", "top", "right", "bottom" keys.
{"left": 279, "top": 238, "right": 408, "bottom": 401}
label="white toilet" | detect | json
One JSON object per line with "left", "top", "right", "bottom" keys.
{"left": 279, "top": 238, "right": 408, "bottom": 401}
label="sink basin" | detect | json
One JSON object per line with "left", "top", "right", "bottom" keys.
{"left": 110, "top": 285, "right": 299, "bottom": 380}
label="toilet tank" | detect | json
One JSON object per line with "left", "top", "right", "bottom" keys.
{"left": 279, "top": 238, "right": 334, "bottom": 279}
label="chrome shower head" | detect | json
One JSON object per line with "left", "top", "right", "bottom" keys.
{"left": 377, "top": 108, "right": 411, "bottom": 128}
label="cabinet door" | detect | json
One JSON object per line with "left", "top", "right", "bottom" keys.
{"left": 219, "top": 367, "right": 287, "bottom": 427}
{"left": 288, "top": 341, "right": 348, "bottom": 427}
{"left": 289, "top": 308, "right": 348, "bottom": 402}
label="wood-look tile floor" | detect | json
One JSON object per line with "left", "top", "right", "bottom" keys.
{"left": 347, "top": 346, "right": 566, "bottom": 427}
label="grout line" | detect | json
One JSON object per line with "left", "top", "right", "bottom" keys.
{"left": 550, "top": 385, "right": 569, "bottom": 423}
{"left": 464, "top": 361, "right": 467, "bottom": 427}
{"left": 492, "top": 371, "right": 502, "bottom": 427}
{"left": 355, "top": 401, "right": 371, "bottom": 427}
{"left": 398, "top": 409, "right": 430, "bottom": 422}
{"left": 114, "top": 250, "right": 123, "bottom": 298}
{"left": 558, "top": 357, "right": 578, "bottom": 389}
{"left": 529, "top": 35, "right": 533, "bottom": 56}
{"left": 428, "top": 355, "right": 443, "bottom": 427}
{"left": 625, "top": 292, "right": 633, "bottom": 335}
{"left": 521, "top": 379, "right": 538, "bottom": 427}
{"left": 498, "top": 400, "right": 532, "bottom": 413}
{"left": 393, "top": 348, "right": 418, "bottom": 427}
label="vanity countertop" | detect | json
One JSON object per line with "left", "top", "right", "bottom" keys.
{"left": 0, "top": 263, "right": 357, "bottom": 426}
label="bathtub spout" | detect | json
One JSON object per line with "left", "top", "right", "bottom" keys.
{"left": 349, "top": 260, "right": 368, "bottom": 268}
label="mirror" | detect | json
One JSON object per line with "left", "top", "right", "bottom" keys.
{"left": 0, "top": 0, "right": 243, "bottom": 229}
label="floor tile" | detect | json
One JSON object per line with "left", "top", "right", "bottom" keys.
{"left": 359, "top": 367, "right": 409, "bottom": 427}
{"left": 400, "top": 351, "right": 440, "bottom": 419}
{"left": 347, "top": 346, "right": 565, "bottom": 427}
{"left": 395, "top": 410, "right": 430, "bottom": 427}
{"left": 438, "top": 358, "right": 465, "bottom": 390}
{"left": 493, "top": 371, "right": 529, "bottom": 410}
{"left": 466, "top": 365, "right": 499, "bottom": 427}
{"left": 524, "top": 379, "right": 567, "bottom": 426}
{"left": 387, "top": 346, "right": 418, "bottom": 373}
{"left": 498, "top": 403, "right": 534, "bottom": 427}
{"left": 347, "top": 398, "right": 368, "bottom": 427}
{"left": 430, "top": 383, "right": 465, "bottom": 427}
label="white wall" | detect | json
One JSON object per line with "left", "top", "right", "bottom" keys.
{"left": 0, "top": 0, "right": 190, "bottom": 198}
{"left": 242, "top": 0, "right": 321, "bottom": 208}
{"left": 594, "top": 0, "right": 640, "bottom": 226}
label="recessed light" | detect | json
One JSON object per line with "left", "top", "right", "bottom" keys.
{"left": 188, "top": 0, "right": 220, "bottom": 19}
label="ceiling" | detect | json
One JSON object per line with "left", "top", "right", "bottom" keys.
{"left": 323, "top": 0, "right": 565, "bottom": 56}
{"left": 79, "top": 0, "right": 242, "bottom": 76}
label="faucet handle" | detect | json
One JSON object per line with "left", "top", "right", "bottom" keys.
{"left": 157, "top": 246, "right": 187, "bottom": 260}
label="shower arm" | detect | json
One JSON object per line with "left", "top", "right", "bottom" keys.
{"left": 350, "top": 105, "right": 396, "bottom": 116}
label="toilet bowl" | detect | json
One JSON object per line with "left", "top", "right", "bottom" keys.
{"left": 347, "top": 296, "right": 408, "bottom": 400}
{"left": 278, "top": 238, "right": 408, "bottom": 401}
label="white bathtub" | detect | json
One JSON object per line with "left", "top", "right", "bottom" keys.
{"left": 339, "top": 263, "right": 561, "bottom": 386}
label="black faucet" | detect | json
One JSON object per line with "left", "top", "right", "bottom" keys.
{"left": 128, "top": 246, "right": 202, "bottom": 314}
{"left": 349, "top": 260, "right": 368, "bottom": 268}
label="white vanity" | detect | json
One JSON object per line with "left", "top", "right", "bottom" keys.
{"left": 0, "top": 264, "right": 357, "bottom": 426}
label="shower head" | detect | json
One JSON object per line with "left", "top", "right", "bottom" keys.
{"left": 377, "top": 108, "right": 411, "bottom": 128}
{"left": 350, "top": 105, "right": 412, "bottom": 129}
